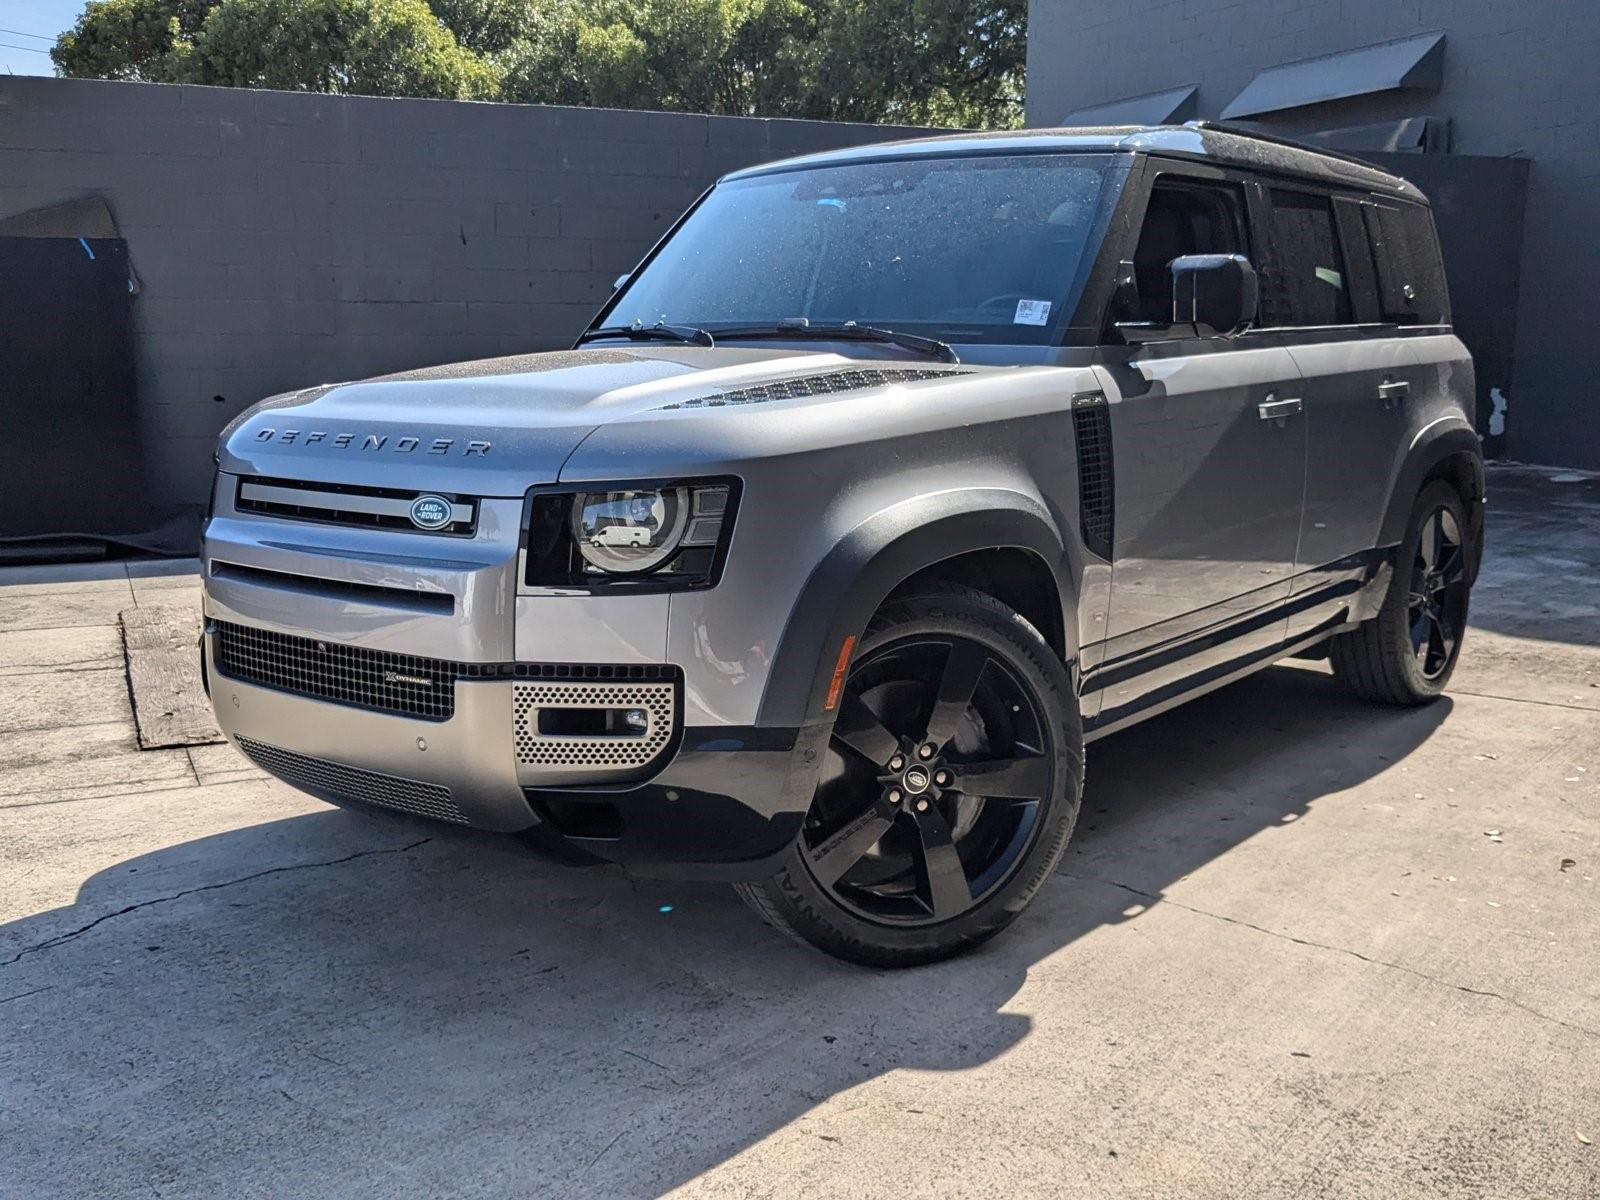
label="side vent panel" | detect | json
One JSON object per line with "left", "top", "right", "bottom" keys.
{"left": 1071, "top": 392, "right": 1115, "bottom": 560}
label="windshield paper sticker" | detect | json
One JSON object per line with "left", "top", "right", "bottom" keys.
{"left": 1013, "top": 299, "right": 1052, "bottom": 326}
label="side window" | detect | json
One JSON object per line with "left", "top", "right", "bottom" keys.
{"left": 1129, "top": 180, "right": 1245, "bottom": 324}
{"left": 1261, "top": 189, "right": 1352, "bottom": 327}
{"left": 1364, "top": 201, "right": 1451, "bottom": 325}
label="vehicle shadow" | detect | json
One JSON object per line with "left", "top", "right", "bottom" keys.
{"left": 0, "top": 664, "right": 1449, "bottom": 1198}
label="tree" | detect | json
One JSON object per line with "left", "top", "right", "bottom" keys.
{"left": 52, "top": 0, "right": 1026, "bottom": 127}
{"left": 499, "top": 0, "right": 811, "bottom": 116}
{"left": 51, "top": 0, "right": 213, "bottom": 81}
{"left": 427, "top": 0, "right": 541, "bottom": 55}
{"left": 190, "top": 0, "right": 498, "bottom": 98}
{"left": 497, "top": 0, "right": 1022, "bottom": 124}
{"left": 785, "top": 0, "right": 1025, "bottom": 126}
{"left": 54, "top": 0, "right": 498, "bottom": 99}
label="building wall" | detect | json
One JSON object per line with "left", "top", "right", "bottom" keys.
{"left": 0, "top": 76, "right": 926, "bottom": 507}
{"left": 1026, "top": 0, "right": 1600, "bottom": 469}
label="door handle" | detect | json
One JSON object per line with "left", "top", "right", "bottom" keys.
{"left": 1257, "top": 397, "right": 1303, "bottom": 423}
{"left": 1378, "top": 379, "right": 1411, "bottom": 408}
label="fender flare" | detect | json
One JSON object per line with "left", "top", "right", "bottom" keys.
{"left": 755, "top": 490, "right": 1073, "bottom": 728}
{"left": 1376, "top": 418, "right": 1486, "bottom": 582}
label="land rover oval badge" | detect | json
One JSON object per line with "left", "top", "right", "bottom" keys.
{"left": 409, "top": 495, "right": 453, "bottom": 531}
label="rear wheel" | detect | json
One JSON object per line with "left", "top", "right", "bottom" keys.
{"left": 1329, "top": 480, "right": 1472, "bottom": 704}
{"left": 735, "top": 585, "right": 1083, "bottom": 967}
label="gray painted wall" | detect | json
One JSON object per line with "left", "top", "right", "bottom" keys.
{"left": 1026, "top": 0, "right": 1600, "bottom": 470}
{"left": 0, "top": 76, "right": 926, "bottom": 507}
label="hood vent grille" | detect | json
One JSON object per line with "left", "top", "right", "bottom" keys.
{"left": 662, "top": 367, "right": 969, "bottom": 410}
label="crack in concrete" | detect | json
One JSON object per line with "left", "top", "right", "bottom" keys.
{"left": 0, "top": 778, "right": 268, "bottom": 811}
{"left": 0, "top": 985, "right": 54, "bottom": 1004}
{"left": 1451, "top": 687, "right": 1600, "bottom": 713}
{"left": 0, "top": 661, "right": 126, "bottom": 678}
{"left": 0, "top": 838, "right": 431, "bottom": 968}
{"left": 581, "top": 1130, "right": 626, "bottom": 1176}
{"left": 1059, "top": 870, "right": 1600, "bottom": 1041}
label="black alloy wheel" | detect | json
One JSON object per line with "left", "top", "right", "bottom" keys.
{"left": 1407, "top": 503, "right": 1469, "bottom": 680}
{"left": 1330, "top": 480, "right": 1474, "bottom": 704}
{"left": 736, "top": 585, "right": 1082, "bottom": 967}
{"left": 810, "top": 637, "right": 1051, "bottom": 925}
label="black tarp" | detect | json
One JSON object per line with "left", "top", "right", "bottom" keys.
{"left": 0, "top": 233, "right": 152, "bottom": 540}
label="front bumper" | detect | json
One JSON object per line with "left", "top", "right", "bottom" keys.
{"left": 204, "top": 630, "right": 824, "bottom": 880}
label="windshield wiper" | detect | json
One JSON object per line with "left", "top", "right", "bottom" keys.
{"left": 576, "top": 321, "right": 715, "bottom": 348}
{"left": 713, "top": 318, "right": 958, "bottom": 363}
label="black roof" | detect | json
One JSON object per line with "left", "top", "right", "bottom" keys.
{"left": 722, "top": 120, "right": 1425, "bottom": 202}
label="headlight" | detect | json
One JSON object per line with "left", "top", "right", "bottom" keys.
{"left": 525, "top": 480, "right": 737, "bottom": 591}
{"left": 573, "top": 488, "right": 689, "bottom": 573}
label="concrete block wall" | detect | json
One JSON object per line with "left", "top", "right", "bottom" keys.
{"left": 1025, "top": 0, "right": 1600, "bottom": 471}
{"left": 0, "top": 77, "right": 927, "bottom": 506}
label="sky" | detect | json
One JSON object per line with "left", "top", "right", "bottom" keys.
{"left": 0, "top": 1, "right": 85, "bottom": 76}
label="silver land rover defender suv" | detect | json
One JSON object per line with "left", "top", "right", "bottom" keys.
{"left": 203, "top": 124, "right": 1484, "bottom": 966}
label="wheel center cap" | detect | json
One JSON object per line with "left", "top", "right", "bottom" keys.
{"left": 902, "top": 765, "right": 932, "bottom": 794}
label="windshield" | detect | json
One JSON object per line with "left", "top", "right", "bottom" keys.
{"left": 601, "top": 153, "right": 1114, "bottom": 346}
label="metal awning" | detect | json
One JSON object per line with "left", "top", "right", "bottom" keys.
{"left": 1221, "top": 32, "right": 1445, "bottom": 120}
{"left": 1062, "top": 85, "right": 1199, "bottom": 127}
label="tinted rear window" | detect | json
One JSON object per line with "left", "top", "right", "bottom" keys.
{"left": 1364, "top": 202, "right": 1451, "bottom": 325}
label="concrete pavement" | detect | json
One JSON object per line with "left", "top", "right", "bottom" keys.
{"left": 0, "top": 465, "right": 1596, "bottom": 1198}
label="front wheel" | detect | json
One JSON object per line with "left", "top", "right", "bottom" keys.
{"left": 735, "top": 585, "right": 1083, "bottom": 967}
{"left": 1329, "top": 480, "right": 1473, "bottom": 704}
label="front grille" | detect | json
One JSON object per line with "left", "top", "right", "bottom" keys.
{"left": 213, "top": 622, "right": 682, "bottom": 723}
{"left": 663, "top": 367, "right": 969, "bottom": 409}
{"left": 236, "top": 476, "right": 477, "bottom": 535}
{"left": 1072, "top": 392, "right": 1115, "bottom": 559}
{"left": 214, "top": 621, "right": 459, "bottom": 721}
{"left": 512, "top": 680, "right": 676, "bottom": 770}
{"left": 235, "top": 735, "right": 466, "bottom": 824}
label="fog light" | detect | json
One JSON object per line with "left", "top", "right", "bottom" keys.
{"left": 623, "top": 709, "right": 649, "bottom": 731}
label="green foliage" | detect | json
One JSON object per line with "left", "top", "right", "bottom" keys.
{"left": 799, "top": 0, "right": 1027, "bottom": 127}
{"left": 51, "top": 0, "right": 1026, "bottom": 127}
{"left": 54, "top": 0, "right": 496, "bottom": 97}
{"left": 51, "top": 0, "right": 212, "bottom": 81}
{"left": 191, "top": 0, "right": 498, "bottom": 98}
{"left": 499, "top": 0, "right": 813, "bottom": 115}
{"left": 427, "top": 0, "right": 541, "bottom": 55}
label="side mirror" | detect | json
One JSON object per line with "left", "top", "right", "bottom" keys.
{"left": 612, "top": 272, "right": 631, "bottom": 292}
{"left": 1170, "top": 254, "right": 1257, "bottom": 336}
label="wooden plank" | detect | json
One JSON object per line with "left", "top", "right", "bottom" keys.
{"left": 119, "top": 603, "right": 222, "bottom": 749}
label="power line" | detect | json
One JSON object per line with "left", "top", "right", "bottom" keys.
{"left": 0, "top": 28, "right": 54, "bottom": 42}
{"left": 0, "top": 41, "right": 52, "bottom": 55}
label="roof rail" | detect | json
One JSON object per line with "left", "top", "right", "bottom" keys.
{"left": 1181, "top": 119, "right": 1388, "bottom": 174}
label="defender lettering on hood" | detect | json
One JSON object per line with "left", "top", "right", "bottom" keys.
{"left": 251, "top": 429, "right": 491, "bottom": 456}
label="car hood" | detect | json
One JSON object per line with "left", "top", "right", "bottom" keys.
{"left": 219, "top": 345, "right": 972, "bottom": 495}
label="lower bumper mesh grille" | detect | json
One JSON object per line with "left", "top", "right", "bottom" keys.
{"left": 236, "top": 735, "right": 467, "bottom": 824}
{"left": 215, "top": 621, "right": 457, "bottom": 720}
{"left": 513, "top": 680, "right": 676, "bottom": 770}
